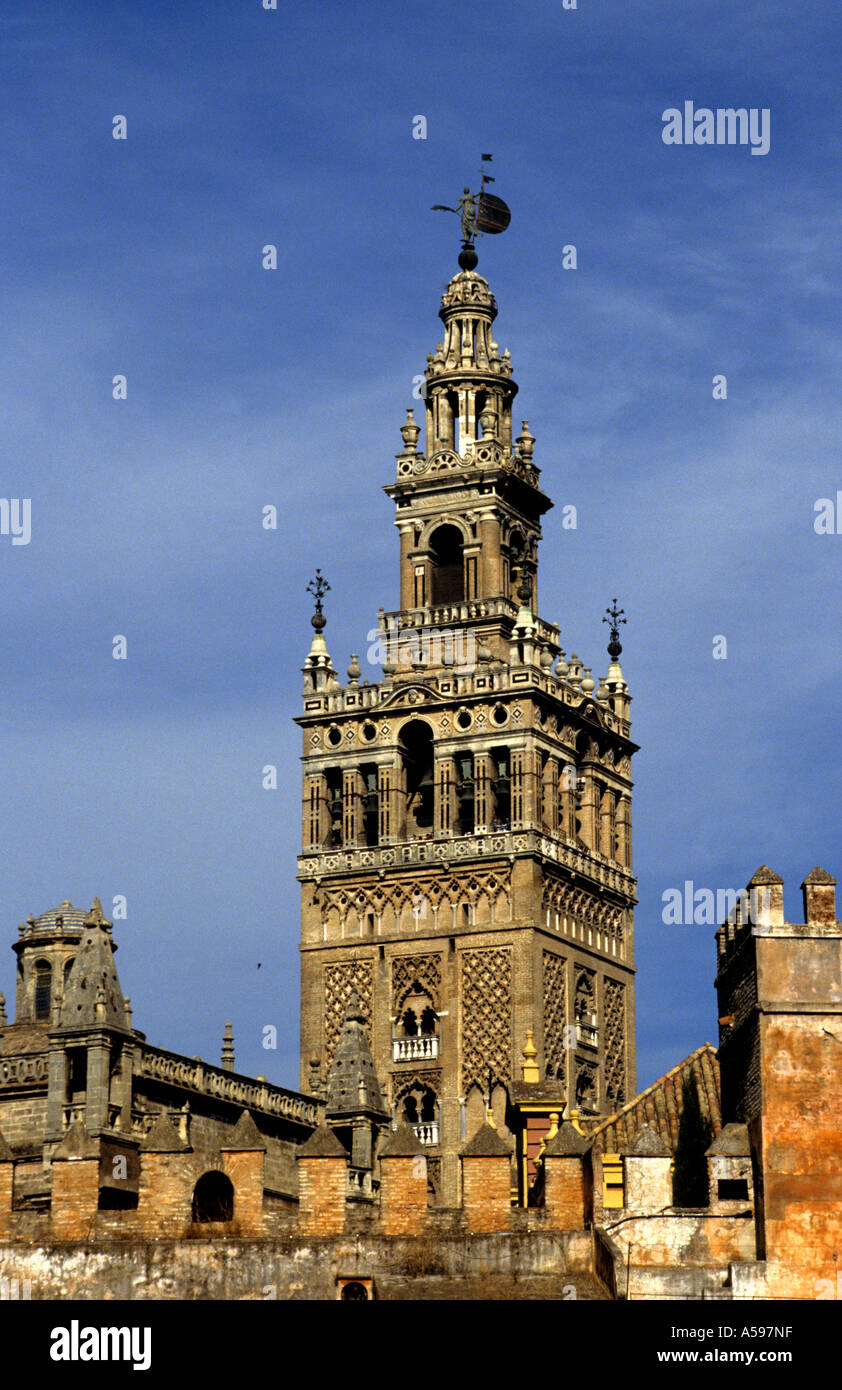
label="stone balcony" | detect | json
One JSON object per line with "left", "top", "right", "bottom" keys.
{"left": 392, "top": 1035, "right": 439, "bottom": 1063}
{"left": 299, "top": 829, "right": 636, "bottom": 901}
{"left": 412, "top": 1121, "right": 439, "bottom": 1146}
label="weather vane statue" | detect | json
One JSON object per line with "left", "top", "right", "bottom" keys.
{"left": 432, "top": 154, "right": 511, "bottom": 270}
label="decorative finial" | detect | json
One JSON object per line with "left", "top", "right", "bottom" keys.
{"left": 603, "top": 599, "right": 627, "bottom": 660}
{"left": 306, "top": 569, "right": 330, "bottom": 633}
{"left": 221, "top": 1020, "right": 235, "bottom": 1073}
{"left": 0, "top": 993, "right": 6, "bottom": 1026}
{"left": 400, "top": 408, "right": 421, "bottom": 450}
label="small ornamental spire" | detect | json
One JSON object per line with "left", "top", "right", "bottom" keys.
{"left": 306, "top": 569, "right": 330, "bottom": 633}
{"left": 603, "top": 599, "right": 626, "bottom": 660}
{"left": 0, "top": 993, "right": 6, "bottom": 1026}
{"left": 221, "top": 1020, "right": 235, "bottom": 1073}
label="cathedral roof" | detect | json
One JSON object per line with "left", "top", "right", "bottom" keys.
{"left": 324, "top": 991, "right": 388, "bottom": 1121}
{"left": 589, "top": 1042, "right": 721, "bottom": 1155}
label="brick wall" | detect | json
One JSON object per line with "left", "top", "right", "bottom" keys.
{"left": 461, "top": 1156, "right": 511, "bottom": 1233}
{"left": 136, "top": 1153, "right": 195, "bottom": 1238}
{"left": 296, "top": 1156, "right": 346, "bottom": 1235}
{"left": 544, "top": 1155, "right": 586, "bottom": 1229}
{"left": 379, "top": 1155, "right": 427, "bottom": 1236}
{"left": 222, "top": 1150, "right": 265, "bottom": 1236}
{"left": 0, "top": 1160, "right": 12, "bottom": 1237}
{"left": 51, "top": 1159, "right": 99, "bottom": 1241}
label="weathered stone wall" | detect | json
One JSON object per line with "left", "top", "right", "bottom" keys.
{"left": 603, "top": 1211, "right": 756, "bottom": 1268}
{"left": 0, "top": 1230, "right": 596, "bottom": 1300}
{"left": 758, "top": 1011, "right": 842, "bottom": 1298}
{"left": 0, "top": 1091, "right": 49, "bottom": 1150}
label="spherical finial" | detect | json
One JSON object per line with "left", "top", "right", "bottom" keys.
{"left": 603, "top": 598, "right": 627, "bottom": 660}
{"left": 458, "top": 239, "right": 478, "bottom": 271}
{"left": 307, "top": 569, "right": 330, "bottom": 631}
{"left": 347, "top": 654, "right": 362, "bottom": 682}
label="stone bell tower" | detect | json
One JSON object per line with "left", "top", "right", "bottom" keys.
{"left": 297, "top": 247, "right": 638, "bottom": 1205}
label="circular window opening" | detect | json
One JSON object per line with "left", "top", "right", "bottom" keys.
{"left": 327, "top": 726, "right": 342, "bottom": 747}
{"left": 492, "top": 705, "right": 508, "bottom": 726}
{"left": 362, "top": 722, "right": 377, "bottom": 742}
{"left": 456, "top": 710, "right": 472, "bottom": 731}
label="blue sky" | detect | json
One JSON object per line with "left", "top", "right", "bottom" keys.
{"left": 1, "top": 0, "right": 840, "bottom": 1094}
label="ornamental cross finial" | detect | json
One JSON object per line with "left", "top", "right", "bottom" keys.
{"left": 307, "top": 569, "right": 330, "bottom": 632}
{"left": 603, "top": 598, "right": 627, "bottom": 660}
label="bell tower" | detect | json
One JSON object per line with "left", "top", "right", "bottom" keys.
{"left": 297, "top": 246, "right": 638, "bottom": 1205}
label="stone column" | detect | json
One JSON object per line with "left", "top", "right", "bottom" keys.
{"left": 342, "top": 768, "right": 364, "bottom": 848}
{"left": 479, "top": 512, "right": 502, "bottom": 598}
{"left": 435, "top": 755, "right": 457, "bottom": 838}
{"left": 84, "top": 1035, "right": 111, "bottom": 1132}
{"left": 542, "top": 757, "right": 559, "bottom": 836}
{"left": 303, "top": 772, "right": 329, "bottom": 851}
{"left": 474, "top": 753, "right": 492, "bottom": 833}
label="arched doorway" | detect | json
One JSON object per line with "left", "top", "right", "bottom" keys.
{"left": 191, "top": 1170, "right": 234, "bottom": 1223}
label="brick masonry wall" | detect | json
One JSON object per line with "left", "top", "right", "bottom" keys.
{"left": 544, "top": 1156, "right": 585, "bottom": 1229}
{"left": 296, "top": 1156, "right": 346, "bottom": 1236}
{"left": 136, "top": 1153, "right": 196, "bottom": 1238}
{"left": 461, "top": 1156, "right": 512, "bottom": 1233}
{"left": 716, "top": 940, "right": 761, "bottom": 1123}
{"left": 379, "top": 1156, "right": 427, "bottom": 1236}
{"left": 51, "top": 1159, "right": 99, "bottom": 1241}
{"left": 0, "top": 1162, "right": 12, "bottom": 1237}
{"left": 221, "top": 1151, "right": 265, "bottom": 1236}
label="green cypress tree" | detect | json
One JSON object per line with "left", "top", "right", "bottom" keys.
{"left": 672, "top": 1074, "right": 714, "bottom": 1206}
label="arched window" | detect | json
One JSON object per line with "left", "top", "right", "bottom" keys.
{"left": 34, "top": 961, "right": 52, "bottom": 1020}
{"left": 191, "top": 1171, "right": 234, "bottom": 1223}
{"left": 430, "top": 524, "right": 464, "bottom": 604}
{"left": 399, "top": 720, "right": 434, "bottom": 837}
